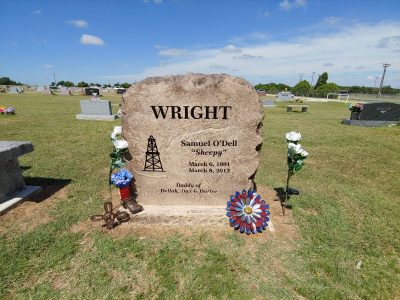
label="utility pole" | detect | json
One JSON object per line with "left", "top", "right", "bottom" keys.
{"left": 308, "top": 72, "right": 316, "bottom": 97}
{"left": 378, "top": 63, "right": 390, "bottom": 98}
{"left": 299, "top": 73, "right": 304, "bottom": 82}
{"left": 53, "top": 72, "right": 57, "bottom": 87}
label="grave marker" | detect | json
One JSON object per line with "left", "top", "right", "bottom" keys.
{"left": 76, "top": 100, "right": 117, "bottom": 121}
{"left": 343, "top": 102, "right": 400, "bottom": 127}
{"left": 122, "top": 73, "right": 264, "bottom": 206}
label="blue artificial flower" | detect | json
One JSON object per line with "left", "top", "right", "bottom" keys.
{"left": 110, "top": 169, "right": 134, "bottom": 187}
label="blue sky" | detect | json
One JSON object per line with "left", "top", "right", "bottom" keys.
{"left": 1, "top": 0, "right": 400, "bottom": 87}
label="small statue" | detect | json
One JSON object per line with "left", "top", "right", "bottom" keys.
{"left": 283, "top": 131, "right": 309, "bottom": 214}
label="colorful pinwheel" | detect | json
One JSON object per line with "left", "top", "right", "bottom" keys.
{"left": 226, "top": 189, "right": 270, "bottom": 235}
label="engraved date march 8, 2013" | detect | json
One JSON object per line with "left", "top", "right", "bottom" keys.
{"left": 188, "top": 161, "right": 231, "bottom": 174}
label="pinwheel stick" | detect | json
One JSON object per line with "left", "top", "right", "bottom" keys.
{"left": 283, "top": 168, "right": 293, "bottom": 215}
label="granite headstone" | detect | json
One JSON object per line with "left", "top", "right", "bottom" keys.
{"left": 122, "top": 73, "right": 264, "bottom": 206}
{"left": 343, "top": 102, "right": 400, "bottom": 127}
{"left": 76, "top": 100, "right": 117, "bottom": 121}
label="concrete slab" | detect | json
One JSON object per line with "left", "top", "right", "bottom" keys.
{"left": 76, "top": 114, "right": 118, "bottom": 121}
{"left": 0, "top": 185, "right": 42, "bottom": 215}
{"left": 0, "top": 141, "right": 34, "bottom": 162}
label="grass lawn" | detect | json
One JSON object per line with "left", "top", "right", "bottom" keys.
{"left": 0, "top": 93, "right": 399, "bottom": 299}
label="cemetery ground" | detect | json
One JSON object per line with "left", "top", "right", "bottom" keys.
{"left": 0, "top": 93, "right": 399, "bottom": 299}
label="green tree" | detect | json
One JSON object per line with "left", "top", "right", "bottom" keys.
{"left": 121, "top": 82, "right": 131, "bottom": 88}
{"left": 315, "top": 83, "right": 339, "bottom": 97}
{"left": 77, "top": 81, "right": 89, "bottom": 87}
{"left": 315, "top": 72, "right": 328, "bottom": 89}
{"left": 64, "top": 81, "right": 74, "bottom": 87}
{"left": 0, "top": 77, "right": 18, "bottom": 85}
{"left": 56, "top": 80, "right": 66, "bottom": 86}
{"left": 292, "top": 80, "right": 311, "bottom": 96}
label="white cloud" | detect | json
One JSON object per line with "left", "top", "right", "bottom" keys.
{"left": 102, "top": 21, "right": 400, "bottom": 87}
{"left": 158, "top": 48, "right": 189, "bottom": 57}
{"left": 209, "top": 64, "right": 229, "bottom": 69}
{"left": 43, "top": 64, "right": 52, "bottom": 68}
{"left": 33, "top": 9, "right": 42, "bottom": 14}
{"left": 279, "top": 0, "right": 306, "bottom": 11}
{"left": 221, "top": 44, "right": 241, "bottom": 53}
{"left": 80, "top": 34, "right": 104, "bottom": 46}
{"left": 144, "top": 0, "right": 162, "bottom": 4}
{"left": 68, "top": 19, "right": 88, "bottom": 28}
{"left": 323, "top": 62, "right": 335, "bottom": 67}
{"left": 376, "top": 36, "right": 400, "bottom": 48}
{"left": 322, "top": 16, "right": 340, "bottom": 26}
{"left": 263, "top": 11, "right": 271, "bottom": 17}
{"left": 234, "top": 54, "right": 263, "bottom": 60}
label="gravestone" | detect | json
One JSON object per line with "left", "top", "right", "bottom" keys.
{"left": 276, "top": 91, "right": 294, "bottom": 101}
{"left": 84, "top": 87, "right": 100, "bottom": 96}
{"left": 9, "top": 87, "right": 22, "bottom": 93}
{"left": 60, "top": 88, "right": 72, "bottom": 96}
{"left": 43, "top": 88, "right": 53, "bottom": 95}
{"left": 342, "top": 102, "right": 400, "bottom": 127}
{"left": 76, "top": 100, "right": 117, "bottom": 121}
{"left": 0, "top": 141, "right": 41, "bottom": 213}
{"left": 122, "top": 73, "right": 264, "bottom": 206}
{"left": 263, "top": 100, "right": 276, "bottom": 107}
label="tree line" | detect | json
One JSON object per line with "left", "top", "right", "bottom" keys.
{"left": 255, "top": 72, "right": 400, "bottom": 97}
{"left": 51, "top": 81, "right": 132, "bottom": 88}
{"left": 0, "top": 77, "right": 23, "bottom": 85}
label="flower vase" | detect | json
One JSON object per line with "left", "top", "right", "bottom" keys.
{"left": 118, "top": 185, "right": 132, "bottom": 201}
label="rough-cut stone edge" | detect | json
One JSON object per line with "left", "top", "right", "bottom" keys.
{"left": 0, "top": 141, "right": 34, "bottom": 161}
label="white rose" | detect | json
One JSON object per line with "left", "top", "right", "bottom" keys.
{"left": 113, "top": 126, "right": 122, "bottom": 135}
{"left": 111, "top": 126, "right": 122, "bottom": 140}
{"left": 286, "top": 131, "right": 301, "bottom": 142}
{"left": 288, "top": 142, "right": 308, "bottom": 158}
{"left": 113, "top": 139, "right": 128, "bottom": 149}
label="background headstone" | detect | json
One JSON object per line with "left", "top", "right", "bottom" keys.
{"left": 343, "top": 102, "right": 400, "bottom": 127}
{"left": 122, "top": 73, "right": 264, "bottom": 206}
{"left": 84, "top": 87, "right": 100, "bottom": 96}
{"left": 355, "top": 102, "right": 400, "bottom": 121}
{"left": 60, "top": 88, "right": 72, "bottom": 96}
{"left": 76, "top": 100, "right": 117, "bottom": 121}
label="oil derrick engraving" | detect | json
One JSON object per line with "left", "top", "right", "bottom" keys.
{"left": 143, "top": 135, "right": 164, "bottom": 172}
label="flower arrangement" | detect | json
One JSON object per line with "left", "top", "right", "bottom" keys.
{"left": 286, "top": 131, "right": 309, "bottom": 173}
{"left": 0, "top": 106, "right": 16, "bottom": 114}
{"left": 348, "top": 103, "right": 363, "bottom": 112}
{"left": 110, "top": 126, "right": 129, "bottom": 171}
{"left": 108, "top": 126, "right": 142, "bottom": 214}
{"left": 5, "top": 107, "right": 16, "bottom": 114}
{"left": 282, "top": 131, "right": 309, "bottom": 214}
{"left": 110, "top": 169, "right": 133, "bottom": 188}
{"left": 226, "top": 189, "right": 270, "bottom": 235}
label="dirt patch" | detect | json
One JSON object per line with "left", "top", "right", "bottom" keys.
{"left": 0, "top": 185, "right": 68, "bottom": 235}
{"left": 74, "top": 185, "right": 298, "bottom": 241}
